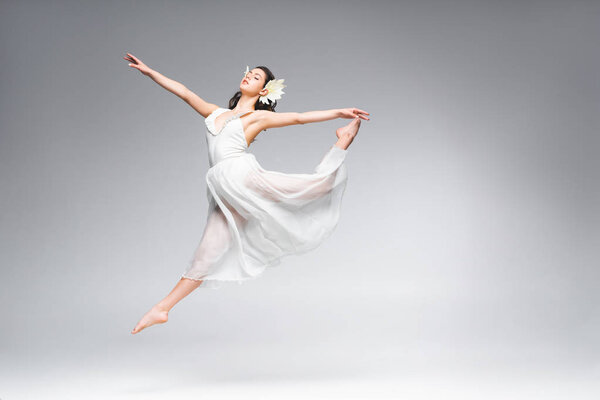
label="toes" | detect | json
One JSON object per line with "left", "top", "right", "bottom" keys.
{"left": 132, "top": 322, "right": 145, "bottom": 334}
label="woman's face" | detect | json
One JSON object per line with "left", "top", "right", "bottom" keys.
{"left": 240, "top": 68, "right": 267, "bottom": 95}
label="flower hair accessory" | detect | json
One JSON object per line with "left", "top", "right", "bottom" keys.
{"left": 260, "top": 78, "right": 286, "bottom": 104}
{"left": 243, "top": 65, "right": 286, "bottom": 104}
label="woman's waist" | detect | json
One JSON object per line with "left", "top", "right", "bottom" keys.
{"left": 210, "top": 151, "right": 254, "bottom": 167}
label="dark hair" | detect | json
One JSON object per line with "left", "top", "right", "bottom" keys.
{"left": 228, "top": 66, "right": 278, "bottom": 112}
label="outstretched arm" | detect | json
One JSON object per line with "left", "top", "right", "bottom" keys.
{"left": 299, "top": 108, "right": 369, "bottom": 123}
{"left": 258, "top": 108, "right": 369, "bottom": 130}
{"left": 124, "top": 53, "right": 218, "bottom": 118}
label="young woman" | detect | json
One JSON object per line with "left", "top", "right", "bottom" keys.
{"left": 123, "top": 53, "right": 369, "bottom": 334}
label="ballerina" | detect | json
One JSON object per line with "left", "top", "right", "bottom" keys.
{"left": 123, "top": 53, "right": 369, "bottom": 334}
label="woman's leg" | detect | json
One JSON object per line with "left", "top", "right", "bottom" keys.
{"left": 131, "top": 206, "right": 234, "bottom": 335}
{"left": 130, "top": 277, "right": 202, "bottom": 334}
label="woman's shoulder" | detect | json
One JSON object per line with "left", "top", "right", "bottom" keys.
{"left": 253, "top": 109, "right": 274, "bottom": 124}
{"left": 254, "top": 109, "right": 272, "bottom": 114}
{"left": 255, "top": 109, "right": 278, "bottom": 118}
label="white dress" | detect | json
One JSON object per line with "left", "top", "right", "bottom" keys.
{"left": 181, "top": 107, "right": 348, "bottom": 289}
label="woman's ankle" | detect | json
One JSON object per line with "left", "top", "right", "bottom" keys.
{"left": 154, "top": 303, "right": 171, "bottom": 313}
{"left": 335, "top": 137, "right": 351, "bottom": 150}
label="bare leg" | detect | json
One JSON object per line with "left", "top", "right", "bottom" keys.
{"left": 334, "top": 117, "right": 361, "bottom": 150}
{"left": 131, "top": 277, "right": 202, "bottom": 334}
{"left": 131, "top": 206, "right": 238, "bottom": 335}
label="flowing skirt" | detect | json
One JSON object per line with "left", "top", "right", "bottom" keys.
{"left": 181, "top": 145, "right": 348, "bottom": 289}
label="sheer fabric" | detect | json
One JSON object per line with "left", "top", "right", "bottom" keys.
{"left": 182, "top": 107, "right": 348, "bottom": 289}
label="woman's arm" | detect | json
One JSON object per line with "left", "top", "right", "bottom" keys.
{"left": 258, "top": 108, "right": 370, "bottom": 131}
{"left": 298, "top": 109, "right": 342, "bottom": 124}
{"left": 299, "top": 108, "right": 369, "bottom": 124}
{"left": 124, "top": 53, "right": 217, "bottom": 118}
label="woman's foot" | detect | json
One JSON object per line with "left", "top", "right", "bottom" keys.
{"left": 335, "top": 117, "right": 361, "bottom": 150}
{"left": 131, "top": 305, "right": 169, "bottom": 334}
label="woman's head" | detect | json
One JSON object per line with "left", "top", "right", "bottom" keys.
{"left": 229, "top": 66, "right": 277, "bottom": 111}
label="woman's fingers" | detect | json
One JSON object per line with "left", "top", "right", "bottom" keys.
{"left": 353, "top": 108, "right": 369, "bottom": 115}
{"left": 124, "top": 53, "right": 141, "bottom": 65}
{"left": 340, "top": 108, "right": 370, "bottom": 120}
{"left": 127, "top": 52, "right": 140, "bottom": 63}
{"left": 123, "top": 53, "right": 149, "bottom": 75}
{"left": 353, "top": 108, "right": 370, "bottom": 120}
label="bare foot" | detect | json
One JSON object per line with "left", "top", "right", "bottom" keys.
{"left": 335, "top": 117, "right": 361, "bottom": 150}
{"left": 131, "top": 305, "right": 169, "bottom": 334}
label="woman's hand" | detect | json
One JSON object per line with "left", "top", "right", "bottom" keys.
{"left": 123, "top": 53, "right": 152, "bottom": 76}
{"left": 338, "top": 108, "right": 370, "bottom": 121}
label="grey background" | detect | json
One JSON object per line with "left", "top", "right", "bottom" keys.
{"left": 1, "top": 0, "right": 599, "bottom": 398}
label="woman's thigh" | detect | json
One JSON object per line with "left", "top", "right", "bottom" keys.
{"left": 186, "top": 206, "right": 234, "bottom": 277}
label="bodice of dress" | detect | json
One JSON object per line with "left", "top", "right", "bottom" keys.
{"left": 205, "top": 108, "right": 252, "bottom": 167}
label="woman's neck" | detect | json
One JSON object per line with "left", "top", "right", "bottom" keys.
{"left": 233, "top": 95, "right": 257, "bottom": 113}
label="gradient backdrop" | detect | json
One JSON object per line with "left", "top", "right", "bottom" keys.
{"left": 1, "top": 0, "right": 599, "bottom": 398}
